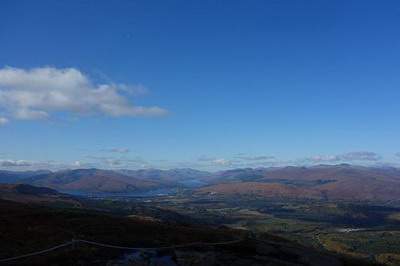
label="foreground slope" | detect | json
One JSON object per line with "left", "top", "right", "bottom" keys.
{"left": 0, "top": 198, "right": 373, "bottom": 266}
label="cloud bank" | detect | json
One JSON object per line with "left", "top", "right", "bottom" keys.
{"left": 197, "top": 154, "right": 277, "bottom": 169}
{"left": 195, "top": 151, "right": 384, "bottom": 170}
{"left": 0, "top": 66, "right": 167, "bottom": 123}
{"left": 305, "top": 151, "right": 381, "bottom": 163}
{"left": 235, "top": 155, "right": 275, "bottom": 161}
{"left": 0, "top": 160, "right": 31, "bottom": 167}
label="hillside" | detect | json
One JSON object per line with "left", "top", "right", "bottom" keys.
{"left": 0, "top": 184, "right": 80, "bottom": 206}
{"left": 20, "top": 169, "right": 160, "bottom": 194}
{"left": 0, "top": 168, "right": 211, "bottom": 194}
{"left": 119, "top": 168, "right": 210, "bottom": 187}
{"left": 0, "top": 170, "right": 52, "bottom": 183}
{"left": 0, "top": 199, "right": 372, "bottom": 265}
{"left": 198, "top": 165, "right": 400, "bottom": 203}
{"left": 119, "top": 168, "right": 210, "bottom": 181}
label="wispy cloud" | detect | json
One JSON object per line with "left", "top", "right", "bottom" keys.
{"left": 338, "top": 151, "right": 380, "bottom": 161}
{"left": 197, "top": 156, "right": 217, "bottom": 162}
{"left": 101, "top": 148, "right": 130, "bottom": 154}
{"left": 304, "top": 151, "right": 381, "bottom": 163}
{"left": 0, "top": 66, "right": 168, "bottom": 123}
{"left": 0, "top": 151, "right": 389, "bottom": 171}
{"left": 0, "top": 159, "right": 31, "bottom": 167}
{"left": 197, "top": 151, "right": 382, "bottom": 170}
{"left": 86, "top": 154, "right": 146, "bottom": 168}
{"left": 197, "top": 154, "right": 277, "bottom": 169}
{"left": 0, "top": 158, "right": 94, "bottom": 170}
{"left": 235, "top": 155, "right": 275, "bottom": 161}
{"left": 198, "top": 156, "right": 237, "bottom": 167}
{"left": 212, "top": 158, "right": 234, "bottom": 166}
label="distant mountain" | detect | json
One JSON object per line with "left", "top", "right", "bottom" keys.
{"left": 20, "top": 169, "right": 159, "bottom": 193}
{"left": 0, "top": 183, "right": 80, "bottom": 206}
{"left": 198, "top": 164, "right": 400, "bottom": 203}
{"left": 0, "top": 170, "right": 52, "bottom": 183}
{"left": 118, "top": 168, "right": 210, "bottom": 183}
{"left": 1, "top": 168, "right": 211, "bottom": 194}
{"left": 3, "top": 165, "right": 400, "bottom": 202}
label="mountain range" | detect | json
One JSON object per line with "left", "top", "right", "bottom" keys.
{"left": 1, "top": 164, "right": 400, "bottom": 203}
{"left": 198, "top": 164, "right": 400, "bottom": 203}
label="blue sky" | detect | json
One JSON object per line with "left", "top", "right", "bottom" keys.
{"left": 0, "top": 0, "right": 399, "bottom": 170}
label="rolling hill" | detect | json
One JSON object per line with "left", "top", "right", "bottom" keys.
{"left": 118, "top": 168, "right": 210, "bottom": 184}
{"left": 19, "top": 169, "right": 160, "bottom": 194}
{"left": 0, "top": 183, "right": 80, "bottom": 206}
{"left": 0, "top": 168, "right": 211, "bottom": 194}
{"left": 198, "top": 164, "right": 400, "bottom": 203}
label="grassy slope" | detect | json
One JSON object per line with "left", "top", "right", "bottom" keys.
{"left": 0, "top": 199, "right": 377, "bottom": 266}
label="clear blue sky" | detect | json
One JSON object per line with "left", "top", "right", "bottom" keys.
{"left": 0, "top": 0, "right": 399, "bottom": 170}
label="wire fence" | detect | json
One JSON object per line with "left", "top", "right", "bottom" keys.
{"left": 0, "top": 242, "right": 74, "bottom": 263}
{"left": 0, "top": 238, "right": 243, "bottom": 263}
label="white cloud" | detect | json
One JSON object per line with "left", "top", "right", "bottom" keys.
{"left": 338, "top": 151, "right": 380, "bottom": 161}
{"left": 86, "top": 154, "right": 146, "bottom": 168}
{"left": 0, "top": 159, "right": 31, "bottom": 167}
{"left": 235, "top": 155, "right": 275, "bottom": 161}
{"left": 0, "top": 158, "right": 96, "bottom": 170}
{"left": 304, "top": 151, "right": 381, "bottom": 163}
{"left": 213, "top": 158, "right": 233, "bottom": 166}
{"left": 0, "top": 66, "right": 168, "bottom": 122}
{"left": 197, "top": 154, "right": 278, "bottom": 169}
{"left": 197, "top": 156, "right": 235, "bottom": 166}
{"left": 306, "top": 155, "right": 339, "bottom": 163}
{"left": 0, "top": 117, "right": 8, "bottom": 125}
{"left": 117, "top": 84, "right": 149, "bottom": 96}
